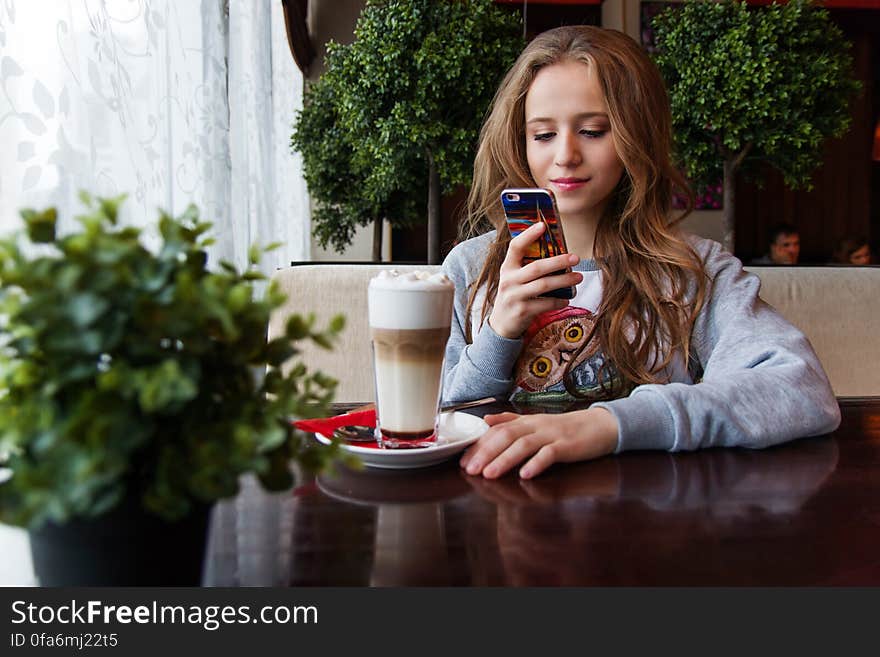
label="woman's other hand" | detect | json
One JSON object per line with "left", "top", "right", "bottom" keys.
{"left": 460, "top": 407, "right": 619, "bottom": 479}
{"left": 488, "top": 222, "right": 582, "bottom": 339}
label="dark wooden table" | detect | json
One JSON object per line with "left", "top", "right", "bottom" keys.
{"left": 203, "top": 399, "right": 880, "bottom": 586}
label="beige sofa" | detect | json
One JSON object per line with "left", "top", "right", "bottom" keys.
{"left": 268, "top": 264, "right": 880, "bottom": 402}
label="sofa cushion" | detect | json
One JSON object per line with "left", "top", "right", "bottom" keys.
{"left": 744, "top": 266, "right": 879, "bottom": 398}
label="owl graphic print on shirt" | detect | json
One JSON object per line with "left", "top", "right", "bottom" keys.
{"left": 509, "top": 267, "right": 628, "bottom": 404}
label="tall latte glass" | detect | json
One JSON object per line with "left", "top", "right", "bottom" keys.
{"left": 368, "top": 270, "right": 455, "bottom": 449}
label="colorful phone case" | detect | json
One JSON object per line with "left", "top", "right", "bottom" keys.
{"left": 501, "top": 188, "right": 575, "bottom": 299}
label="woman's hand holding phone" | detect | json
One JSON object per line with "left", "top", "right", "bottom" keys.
{"left": 488, "top": 222, "right": 583, "bottom": 339}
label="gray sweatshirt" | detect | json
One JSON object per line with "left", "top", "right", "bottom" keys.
{"left": 441, "top": 231, "right": 841, "bottom": 454}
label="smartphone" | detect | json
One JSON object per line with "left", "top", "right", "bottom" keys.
{"left": 501, "top": 188, "right": 575, "bottom": 299}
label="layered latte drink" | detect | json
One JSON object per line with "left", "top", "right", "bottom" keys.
{"left": 368, "top": 270, "right": 455, "bottom": 448}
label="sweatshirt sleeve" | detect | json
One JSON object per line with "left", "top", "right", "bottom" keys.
{"left": 593, "top": 240, "right": 841, "bottom": 453}
{"left": 440, "top": 236, "right": 522, "bottom": 404}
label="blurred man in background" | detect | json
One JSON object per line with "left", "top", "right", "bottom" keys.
{"left": 752, "top": 223, "right": 800, "bottom": 265}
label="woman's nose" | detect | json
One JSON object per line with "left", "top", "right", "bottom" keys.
{"left": 554, "top": 132, "right": 582, "bottom": 167}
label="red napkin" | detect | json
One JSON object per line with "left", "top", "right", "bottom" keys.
{"left": 292, "top": 409, "right": 377, "bottom": 439}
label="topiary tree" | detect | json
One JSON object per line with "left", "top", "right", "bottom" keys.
{"left": 291, "top": 76, "right": 422, "bottom": 260}
{"left": 292, "top": 0, "right": 522, "bottom": 263}
{"left": 652, "top": 0, "right": 861, "bottom": 252}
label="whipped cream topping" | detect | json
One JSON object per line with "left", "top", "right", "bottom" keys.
{"left": 368, "top": 269, "right": 454, "bottom": 291}
{"left": 368, "top": 270, "right": 455, "bottom": 330}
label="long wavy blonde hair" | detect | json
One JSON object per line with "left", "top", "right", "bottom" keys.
{"left": 461, "top": 26, "right": 707, "bottom": 395}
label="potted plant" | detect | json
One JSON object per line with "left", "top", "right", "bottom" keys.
{"left": 0, "top": 193, "right": 347, "bottom": 585}
{"left": 291, "top": 0, "right": 522, "bottom": 263}
{"left": 651, "top": 0, "right": 861, "bottom": 252}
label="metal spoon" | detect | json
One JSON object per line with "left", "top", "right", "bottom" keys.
{"left": 333, "top": 425, "right": 378, "bottom": 442}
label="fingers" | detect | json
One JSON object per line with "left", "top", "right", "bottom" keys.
{"left": 519, "top": 444, "right": 560, "bottom": 479}
{"left": 459, "top": 415, "right": 520, "bottom": 472}
{"left": 460, "top": 409, "right": 618, "bottom": 480}
{"left": 517, "top": 270, "right": 582, "bottom": 299}
{"left": 488, "top": 287, "right": 569, "bottom": 339}
{"left": 483, "top": 412, "right": 521, "bottom": 426}
{"left": 504, "top": 250, "right": 580, "bottom": 283}
{"left": 483, "top": 434, "right": 545, "bottom": 479}
{"left": 460, "top": 412, "right": 522, "bottom": 471}
{"left": 460, "top": 417, "right": 541, "bottom": 479}
{"left": 500, "top": 241, "right": 581, "bottom": 298}
{"left": 464, "top": 430, "right": 562, "bottom": 480}
{"left": 491, "top": 263, "right": 581, "bottom": 336}
{"left": 524, "top": 252, "right": 580, "bottom": 278}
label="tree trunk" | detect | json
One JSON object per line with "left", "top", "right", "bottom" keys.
{"left": 722, "top": 157, "right": 735, "bottom": 254}
{"left": 427, "top": 150, "right": 441, "bottom": 265}
{"left": 372, "top": 216, "right": 383, "bottom": 262}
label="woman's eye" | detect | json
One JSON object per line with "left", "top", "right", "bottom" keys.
{"left": 580, "top": 129, "right": 606, "bottom": 138}
{"left": 533, "top": 132, "right": 554, "bottom": 141}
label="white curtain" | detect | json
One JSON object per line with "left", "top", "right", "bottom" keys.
{"left": 0, "top": 0, "right": 310, "bottom": 586}
{"left": 0, "top": 0, "right": 310, "bottom": 274}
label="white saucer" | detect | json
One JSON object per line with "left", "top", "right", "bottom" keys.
{"left": 314, "top": 411, "right": 488, "bottom": 470}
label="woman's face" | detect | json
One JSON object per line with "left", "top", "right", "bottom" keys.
{"left": 524, "top": 59, "right": 624, "bottom": 225}
{"left": 849, "top": 244, "right": 871, "bottom": 266}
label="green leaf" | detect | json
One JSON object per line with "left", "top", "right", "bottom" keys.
{"left": 247, "top": 244, "right": 261, "bottom": 266}
{"left": 77, "top": 190, "right": 94, "bottom": 207}
{"left": 137, "top": 360, "right": 198, "bottom": 413}
{"left": 68, "top": 293, "right": 110, "bottom": 327}
{"left": 22, "top": 207, "right": 57, "bottom": 243}
{"left": 285, "top": 314, "right": 313, "bottom": 340}
{"left": 328, "top": 314, "right": 346, "bottom": 334}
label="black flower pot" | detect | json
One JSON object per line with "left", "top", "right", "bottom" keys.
{"left": 29, "top": 496, "right": 212, "bottom": 586}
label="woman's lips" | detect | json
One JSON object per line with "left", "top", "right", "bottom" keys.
{"left": 551, "top": 178, "right": 589, "bottom": 192}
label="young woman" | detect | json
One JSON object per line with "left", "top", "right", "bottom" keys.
{"left": 440, "top": 26, "right": 840, "bottom": 479}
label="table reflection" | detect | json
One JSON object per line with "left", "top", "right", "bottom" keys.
{"left": 316, "top": 466, "right": 472, "bottom": 586}
{"left": 466, "top": 436, "right": 838, "bottom": 514}
{"left": 464, "top": 438, "right": 839, "bottom": 585}
{"left": 205, "top": 433, "right": 841, "bottom": 586}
